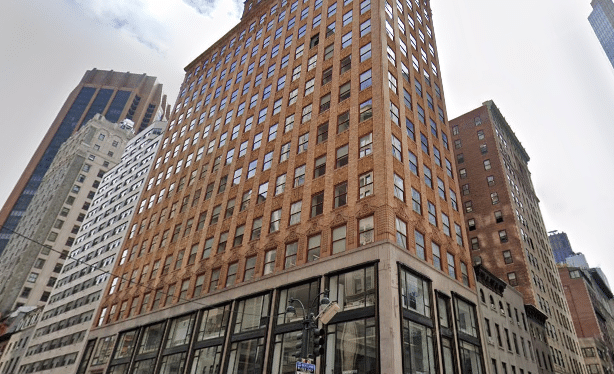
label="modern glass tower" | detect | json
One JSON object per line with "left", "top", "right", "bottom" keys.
{"left": 589, "top": 0, "right": 614, "bottom": 68}
{"left": 0, "top": 69, "right": 167, "bottom": 255}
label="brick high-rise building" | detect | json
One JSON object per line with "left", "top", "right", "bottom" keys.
{"left": 0, "top": 69, "right": 168, "bottom": 256}
{"left": 450, "top": 101, "right": 585, "bottom": 374}
{"left": 559, "top": 266, "right": 614, "bottom": 374}
{"left": 77, "top": 0, "right": 488, "bottom": 373}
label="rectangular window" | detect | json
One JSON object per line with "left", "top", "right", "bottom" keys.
{"left": 334, "top": 182, "right": 348, "bottom": 208}
{"left": 359, "top": 171, "right": 373, "bottom": 198}
{"left": 314, "top": 155, "right": 326, "bottom": 177}
{"left": 336, "top": 145, "right": 349, "bottom": 168}
{"left": 360, "top": 133, "right": 373, "bottom": 157}
{"left": 358, "top": 216, "right": 374, "bottom": 246}
{"left": 338, "top": 111, "right": 350, "bottom": 133}
{"left": 396, "top": 217, "right": 407, "bottom": 249}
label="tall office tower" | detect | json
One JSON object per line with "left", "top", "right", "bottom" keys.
{"left": 78, "top": 0, "right": 487, "bottom": 373}
{"left": 474, "top": 265, "right": 543, "bottom": 374}
{"left": 12, "top": 122, "right": 166, "bottom": 374}
{"left": 548, "top": 231, "right": 575, "bottom": 264}
{"left": 559, "top": 266, "right": 614, "bottom": 374}
{"left": 450, "top": 100, "right": 585, "bottom": 374}
{"left": 589, "top": 0, "right": 614, "bottom": 69}
{"left": 0, "top": 69, "right": 167, "bottom": 256}
{"left": 0, "top": 115, "right": 135, "bottom": 316}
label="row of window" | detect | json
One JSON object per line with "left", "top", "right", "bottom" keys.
{"left": 88, "top": 263, "right": 482, "bottom": 374}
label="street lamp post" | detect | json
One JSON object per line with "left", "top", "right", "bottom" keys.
{"left": 286, "top": 290, "right": 331, "bottom": 361}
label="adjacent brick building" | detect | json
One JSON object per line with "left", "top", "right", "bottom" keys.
{"left": 76, "top": 0, "right": 488, "bottom": 373}
{"left": 559, "top": 266, "right": 614, "bottom": 374}
{"left": 450, "top": 101, "right": 585, "bottom": 374}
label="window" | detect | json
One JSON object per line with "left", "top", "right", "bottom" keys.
{"left": 320, "top": 93, "right": 331, "bottom": 112}
{"left": 394, "top": 173, "right": 404, "bottom": 200}
{"left": 423, "top": 165, "right": 432, "bottom": 188}
{"left": 341, "top": 31, "right": 352, "bottom": 48}
{"left": 338, "top": 111, "right": 350, "bottom": 133}
{"left": 411, "top": 188, "right": 421, "bottom": 214}
{"left": 388, "top": 72, "right": 397, "bottom": 93}
{"left": 280, "top": 142, "right": 291, "bottom": 162}
{"left": 499, "top": 230, "right": 508, "bottom": 243}
{"left": 334, "top": 182, "right": 348, "bottom": 208}
{"left": 340, "top": 55, "right": 352, "bottom": 74}
{"left": 332, "top": 226, "right": 346, "bottom": 254}
{"left": 294, "top": 165, "right": 306, "bottom": 187}
{"left": 274, "top": 174, "right": 286, "bottom": 196}
{"left": 264, "top": 250, "right": 276, "bottom": 274}
{"left": 311, "top": 192, "right": 324, "bottom": 217}
{"left": 432, "top": 242, "right": 441, "bottom": 270}
{"left": 467, "top": 219, "right": 476, "bottom": 231}
{"left": 284, "top": 242, "right": 298, "bottom": 269}
{"left": 427, "top": 201, "right": 437, "bottom": 226}
{"left": 359, "top": 100, "right": 372, "bottom": 122}
{"left": 302, "top": 103, "right": 312, "bottom": 123}
{"left": 336, "top": 145, "right": 349, "bottom": 168}
{"left": 471, "top": 237, "right": 479, "bottom": 250}
{"left": 307, "top": 235, "right": 321, "bottom": 262}
{"left": 455, "top": 224, "right": 463, "bottom": 246}
{"left": 359, "top": 133, "right": 373, "bottom": 157}
{"left": 360, "top": 43, "right": 371, "bottom": 61}
{"left": 244, "top": 256, "right": 256, "bottom": 281}
{"left": 358, "top": 216, "right": 374, "bottom": 246}
{"left": 491, "top": 192, "right": 499, "bottom": 204}
{"left": 317, "top": 123, "right": 328, "bottom": 143}
{"left": 462, "top": 184, "right": 470, "bottom": 195}
{"left": 270, "top": 209, "right": 282, "bottom": 232}
{"left": 360, "top": 69, "right": 372, "bottom": 90}
{"left": 392, "top": 135, "right": 402, "bottom": 161}
{"left": 251, "top": 217, "right": 262, "bottom": 240}
{"left": 257, "top": 182, "right": 268, "bottom": 203}
{"left": 314, "top": 155, "right": 326, "bottom": 177}
{"left": 503, "top": 250, "right": 513, "bottom": 264}
{"left": 408, "top": 151, "right": 418, "bottom": 175}
{"left": 447, "top": 253, "right": 456, "bottom": 278}
{"left": 465, "top": 201, "right": 473, "bottom": 212}
{"left": 359, "top": 171, "right": 373, "bottom": 198}
{"left": 339, "top": 82, "right": 351, "bottom": 101}
{"left": 484, "top": 159, "right": 491, "bottom": 170}
{"left": 390, "top": 103, "right": 399, "bottom": 125}
{"left": 508, "top": 272, "right": 518, "bottom": 286}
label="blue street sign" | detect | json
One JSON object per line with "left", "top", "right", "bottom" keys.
{"left": 296, "top": 361, "right": 316, "bottom": 373}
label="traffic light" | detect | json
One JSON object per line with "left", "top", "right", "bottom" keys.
{"left": 312, "top": 327, "right": 325, "bottom": 357}
{"left": 293, "top": 330, "right": 305, "bottom": 359}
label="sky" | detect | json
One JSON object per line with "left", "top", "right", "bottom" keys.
{"left": 1, "top": 0, "right": 614, "bottom": 282}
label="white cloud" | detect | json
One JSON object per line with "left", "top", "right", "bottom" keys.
{"left": 182, "top": 0, "right": 243, "bottom": 17}
{"left": 67, "top": 0, "right": 169, "bottom": 53}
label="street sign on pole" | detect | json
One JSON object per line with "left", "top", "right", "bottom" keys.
{"left": 296, "top": 361, "right": 316, "bottom": 373}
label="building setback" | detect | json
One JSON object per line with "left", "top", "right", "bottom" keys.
{"left": 0, "top": 69, "right": 167, "bottom": 256}
{"left": 0, "top": 307, "right": 42, "bottom": 374}
{"left": 589, "top": 0, "right": 614, "bottom": 69}
{"left": 78, "top": 0, "right": 487, "bottom": 373}
{"left": 559, "top": 266, "right": 614, "bottom": 374}
{"left": 8, "top": 122, "right": 167, "bottom": 374}
{"left": 0, "top": 115, "right": 135, "bottom": 315}
{"left": 449, "top": 101, "right": 585, "bottom": 374}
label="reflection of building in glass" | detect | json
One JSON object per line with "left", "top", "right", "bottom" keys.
{"left": 589, "top": 0, "right": 614, "bottom": 69}
{"left": 75, "top": 0, "right": 486, "bottom": 373}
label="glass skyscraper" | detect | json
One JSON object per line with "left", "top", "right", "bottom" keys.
{"left": 0, "top": 69, "right": 167, "bottom": 255}
{"left": 589, "top": 0, "right": 614, "bottom": 68}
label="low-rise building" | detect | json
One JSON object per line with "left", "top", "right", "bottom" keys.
{"left": 475, "top": 265, "right": 542, "bottom": 374}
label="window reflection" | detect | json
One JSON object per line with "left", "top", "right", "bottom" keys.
{"left": 325, "top": 318, "right": 377, "bottom": 374}
{"left": 197, "top": 305, "right": 231, "bottom": 341}
{"left": 402, "top": 319, "right": 436, "bottom": 374}
{"left": 234, "top": 294, "right": 270, "bottom": 334}
{"left": 399, "top": 269, "right": 431, "bottom": 317}
{"left": 276, "top": 281, "right": 319, "bottom": 324}
{"left": 328, "top": 266, "right": 376, "bottom": 311}
{"left": 138, "top": 322, "right": 165, "bottom": 354}
{"left": 190, "top": 346, "right": 223, "bottom": 374}
{"left": 227, "top": 338, "right": 265, "bottom": 374}
{"left": 165, "top": 314, "right": 196, "bottom": 348}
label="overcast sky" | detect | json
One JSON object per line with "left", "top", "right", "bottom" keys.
{"left": 2, "top": 0, "right": 614, "bottom": 282}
